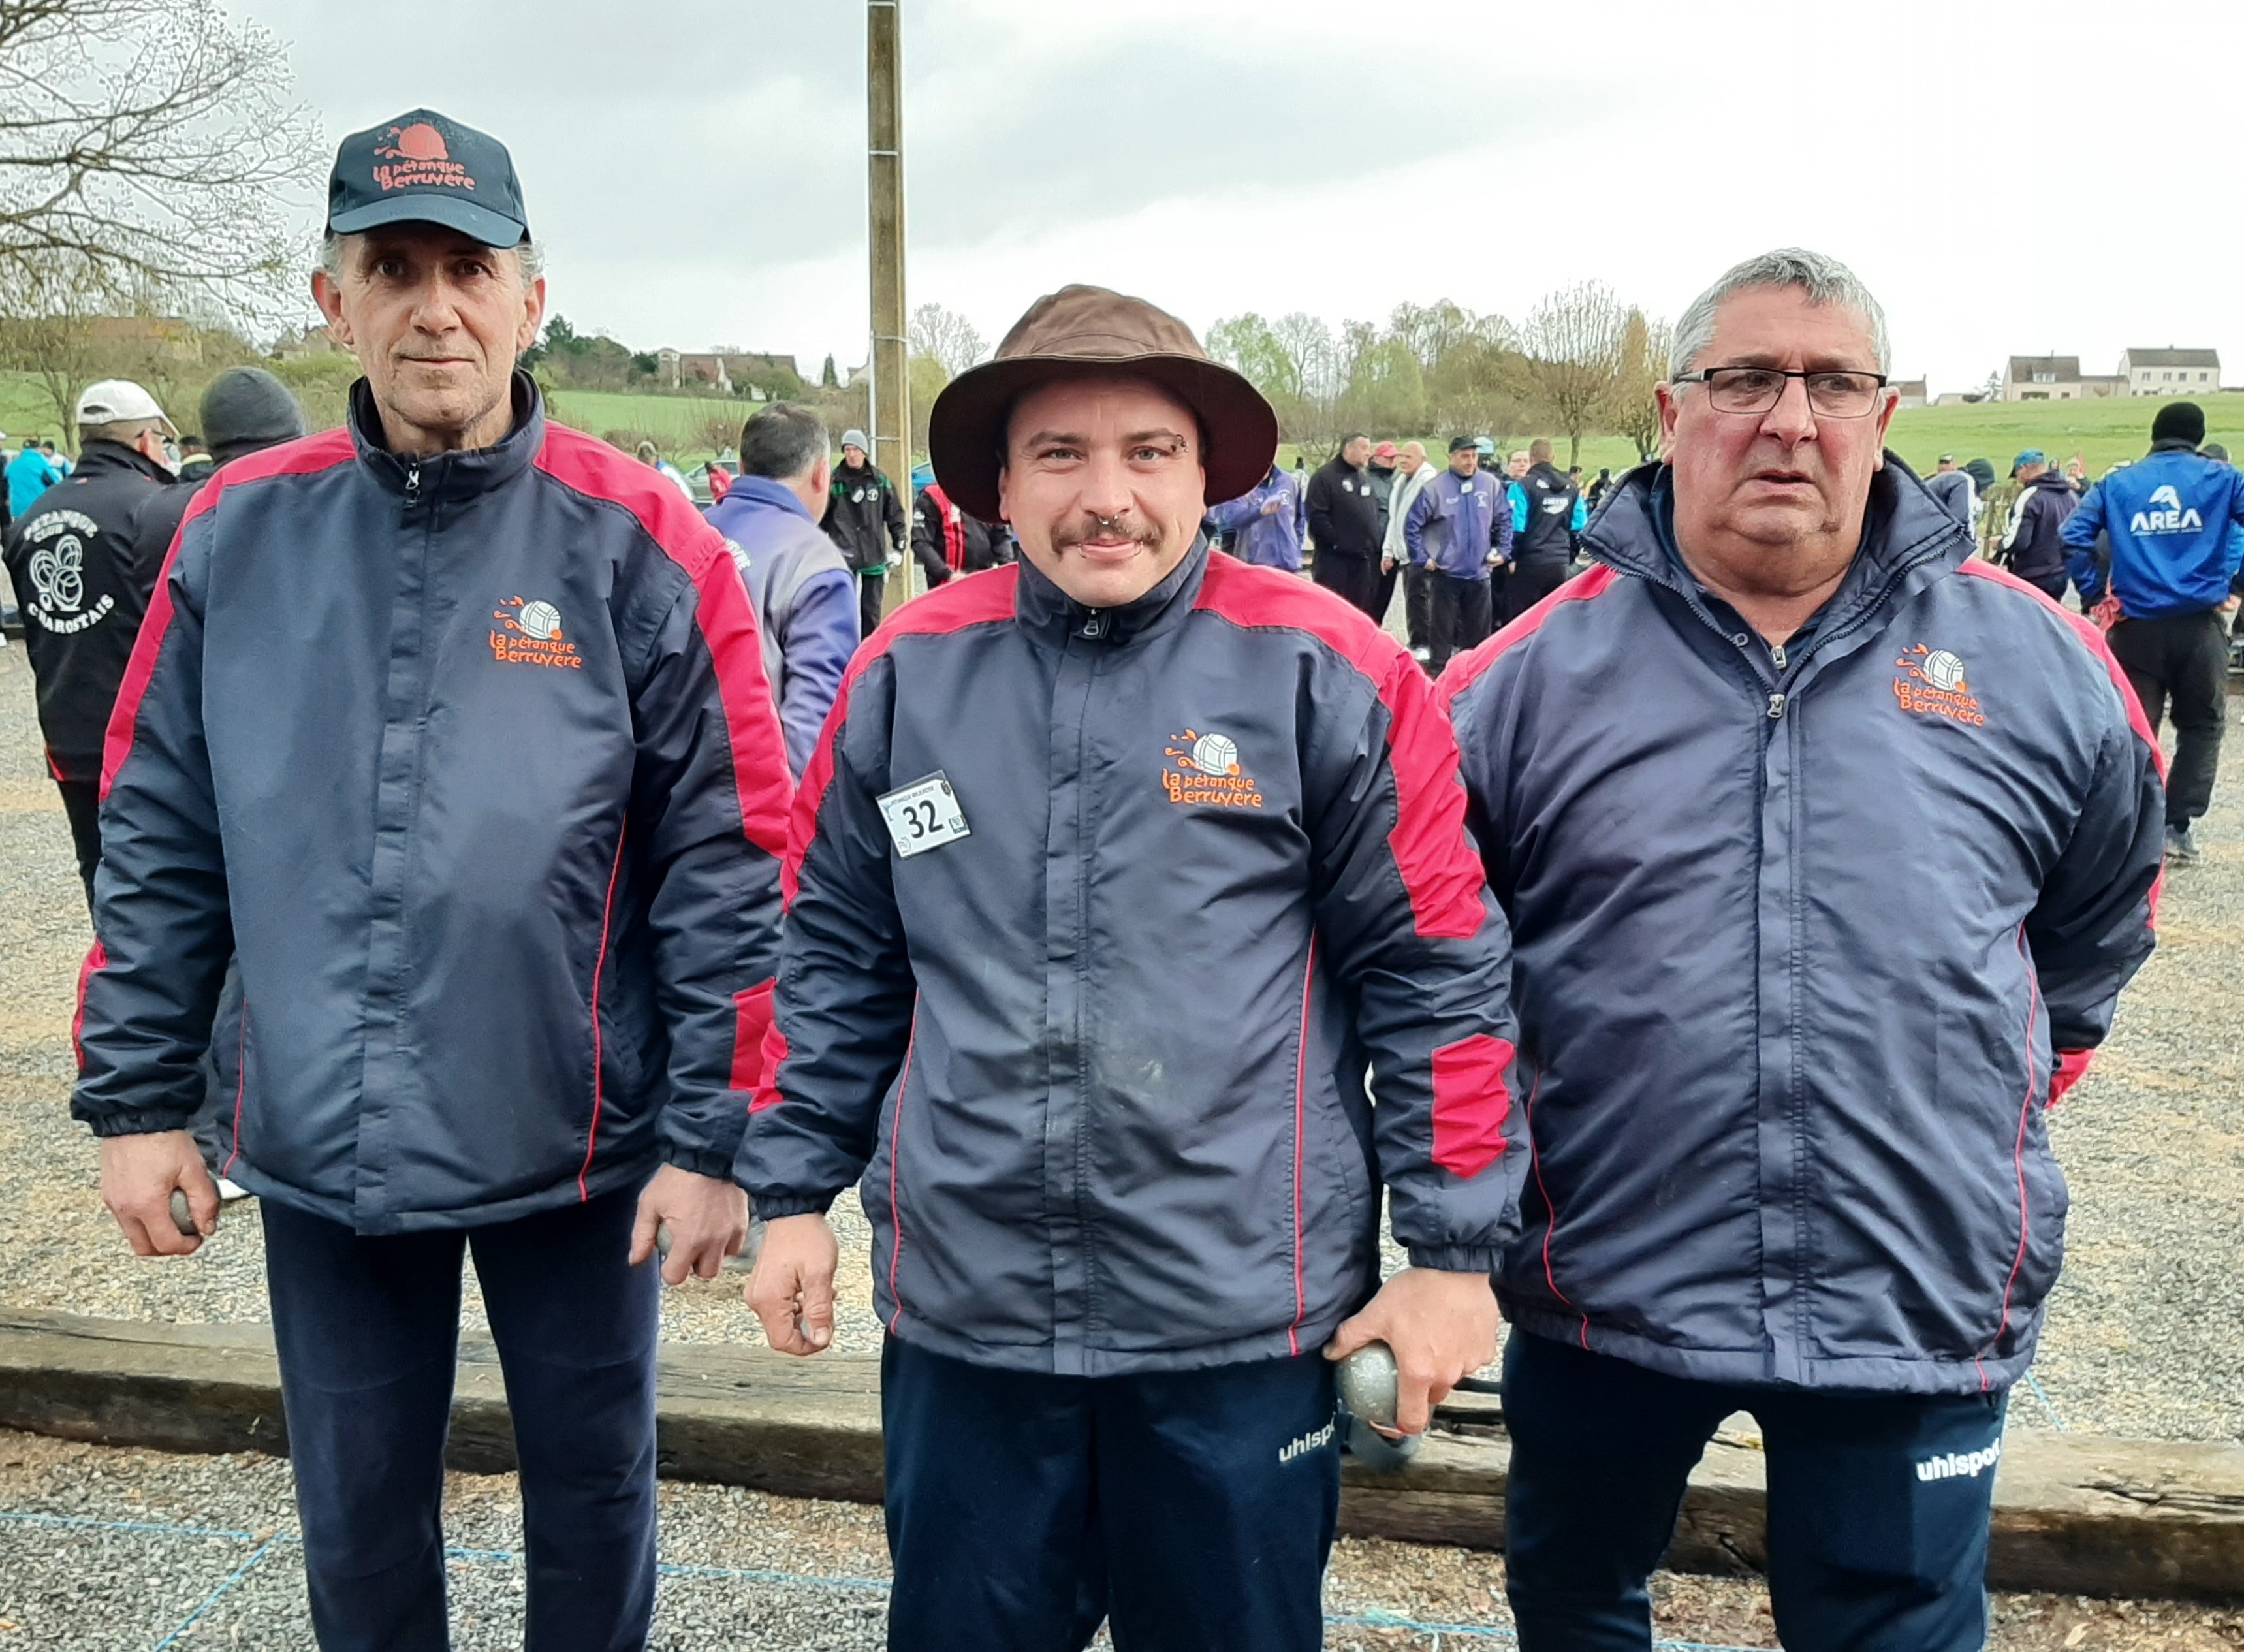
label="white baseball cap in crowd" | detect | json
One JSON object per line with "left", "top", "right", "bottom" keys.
{"left": 74, "top": 379, "right": 176, "bottom": 434}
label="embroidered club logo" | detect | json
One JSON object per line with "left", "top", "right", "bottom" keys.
{"left": 491, "top": 596, "right": 582, "bottom": 669}
{"left": 1893, "top": 643, "right": 1985, "bottom": 726}
{"left": 371, "top": 121, "right": 477, "bottom": 196}
{"left": 1162, "top": 729, "right": 1265, "bottom": 809}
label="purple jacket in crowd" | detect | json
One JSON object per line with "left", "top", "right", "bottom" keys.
{"left": 1205, "top": 467, "right": 1307, "bottom": 571}
{"left": 705, "top": 475, "right": 859, "bottom": 776}
{"left": 1405, "top": 466, "right": 1513, "bottom": 578}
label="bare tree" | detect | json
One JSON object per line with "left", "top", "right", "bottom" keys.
{"left": 908, "top": 303, "right": 986, "bottom": 379}
{"left": 0, "top": 304, "right": 100, "bottom": 437}
{"left": 1606, "top": 308, "right": 1672, "bottom": 464}
{"left": 1519, "top": 281, "right": 1627, "bottom": 467}
{"left": 0, "top": 0, "right": 321, "bottom": 318}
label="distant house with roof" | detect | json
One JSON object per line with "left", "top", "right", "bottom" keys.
{"left": 1893, "top": 378, "right": 1927, "bottom": 409}
{"left": 2002, "top": 356, "right": 2081, "bottom": 401}
{"left": 656, "top": 348, "right": 804, "bottom": 397}
{"left": 2118, "top": 347, "right": 2219, "bottom": 396}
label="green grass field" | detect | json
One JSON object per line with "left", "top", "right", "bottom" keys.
{"left": 541, "top": 388, "right": 751, "bottom": 453}
{"left": 9, "top": 369, "right": 2236, "bottom": 488}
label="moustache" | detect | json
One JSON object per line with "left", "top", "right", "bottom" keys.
{"left": 1053, "top": 515, "right": 1160, "bottom": 552}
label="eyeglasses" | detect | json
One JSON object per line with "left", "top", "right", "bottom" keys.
{"left": 1673, "top": 367, "right": 1889, "bottom": 419}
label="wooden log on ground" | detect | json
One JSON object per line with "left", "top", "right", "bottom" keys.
{"left": 2, "top": 1311, "right": 2239, "bottom": 1600}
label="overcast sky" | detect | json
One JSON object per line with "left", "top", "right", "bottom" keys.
{"left": 238, "top": 0, "right": 2244, "bottom": 397}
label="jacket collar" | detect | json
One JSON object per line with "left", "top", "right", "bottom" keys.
{"left": 66, "top": 439, "right": 173, "bottom": 486}
{"left": 347, "top": 369, "right": 544, "bottom": 500}
{"left": 1589, "top": 453, "right": 1969, "bottom": 595}
{"left": 723, "top": 473, "right": 815, "bottom": 524}
{"left": 2149, "top": 438, "right": 2202, "bottom": 458}
{"left": 1013, "top": 535, "right": 1210, "bottom": 648}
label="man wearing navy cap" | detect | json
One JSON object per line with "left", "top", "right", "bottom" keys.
{"left": 1997, "top": 449, "right": 2078, "bottom": 603}
{"left": 75, "top": 109, "right": 794, "bottom": 1649}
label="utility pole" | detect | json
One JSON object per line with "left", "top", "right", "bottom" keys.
{"left": 867, "top": 0, "right": 911, "bottom": 616}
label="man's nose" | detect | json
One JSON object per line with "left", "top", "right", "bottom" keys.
{"left": 1076, "top": 450, "right": 1135, "bottom": 517}
{"left": 1758, "top": 375, "right": 1818, "bottom": 443}
{"left": 409, "top": 276, "right": 463, "bottom": 332}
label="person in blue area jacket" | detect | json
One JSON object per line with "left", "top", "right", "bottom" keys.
{"left": 704, "top": 402, "right": 860, "bottom": 777}
{"left": 1444, "top": 249, "right": 2162, "bottom": 1652}
{"left": 1406, "top": 436, "right": 1511, "bottom": 673}
{"left": 73, "top": 110, "right": 795, "bottom": 1652}
{"left": 1205, "top": 460, "right": 1306, "bottom": 569}
{"left": 1505, "top": 438, "right": 1588, "bottom": 621}
{"left": 2062, "top": 400, "right": 2244, "bottom": 862}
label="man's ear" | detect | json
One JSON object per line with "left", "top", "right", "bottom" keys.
{"left": 311, "top": 269, "right": 353, "bottom": 349}
{"left": 516, "top": 274, "right": 547, "bottom": 356}
{"left": 994, "top": 461, "right": 1011, "bottom": 525}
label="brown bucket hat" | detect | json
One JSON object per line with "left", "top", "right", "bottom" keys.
{"left": 926, "top": 283, "right": 1278, "bottom": 523}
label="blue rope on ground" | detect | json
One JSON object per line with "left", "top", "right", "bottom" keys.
{"left": 2025, "top": 1371, "right": 2068, "bottom": 1432}
{"left": 0, "top": 1508, "right": 261, "bottom": 1542}
{"left": 5, "top": 1505, "right": 1771, "bottom": 1652}
{"left": 150, "top": 1532, "right": 284, "bottom": 1651}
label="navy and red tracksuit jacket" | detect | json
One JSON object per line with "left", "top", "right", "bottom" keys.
{"left": 737, "top": 538, "right": 1524, "bottom": 1376}
{"left": 1440, "top": 458, "right": 2163, "bottom": 1394}
{"left": 73, "top": 374, "right": 794, "bottom": 1232}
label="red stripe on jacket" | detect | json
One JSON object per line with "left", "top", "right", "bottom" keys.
{"left": 1435, "top": 563, "right": 1623, "bottom": 712}
{"left": 783, "top": 564, "right": 1022, "bottom": 907}
{"left": 1192, "top": 556, "right": 1486, "bottom": 940}
{"left": 100, "top": 430, "right": 358, "bottom": 802}
{"left": 1430, "top": 1032, "right": 1515, "bottom": 1177}
{"left": 534, "top": 426, "right": 793, "bottom": 861}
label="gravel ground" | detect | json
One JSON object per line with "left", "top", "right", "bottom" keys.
{"left": 2, "top": 1431, "right": 2240, "bottom": 1651}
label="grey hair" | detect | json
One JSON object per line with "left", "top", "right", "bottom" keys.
{"left": 317, "top": 230, "right": 545, "bottom": 286}
{"left": 1667, "top": 248, "right": 1889, "bottom": 379}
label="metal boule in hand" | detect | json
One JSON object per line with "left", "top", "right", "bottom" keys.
{"left": 169, "top": 1189, "right": 197, "bottom": 1239}
{"left": 656, "top": 1221, "right": 674, "bottom": 1262}
{"left": 1336, "top": 1340, "right": 1400, "bottom": 1431}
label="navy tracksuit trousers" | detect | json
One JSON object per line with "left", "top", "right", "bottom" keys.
{"left": 881, "top": 1337, "right": 1340, "bottom": 1652}
{"left": 261, "top": 1186, "right": 660, "bottom": 1651}
{"left": 1502, "top": 1330, "right": 2007, "bottom": 1651}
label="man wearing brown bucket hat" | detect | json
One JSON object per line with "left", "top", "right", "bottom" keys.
{"left": 736, "top": 284, "right": 1524, "bottom": 1649}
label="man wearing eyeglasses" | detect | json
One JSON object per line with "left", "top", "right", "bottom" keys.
{"left": 1440, "top": 249, "right": 2164, "bottom": 1650}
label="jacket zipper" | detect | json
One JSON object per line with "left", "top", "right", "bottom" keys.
{"left": 404, "top": 460, "right": 421, "bottom": 504}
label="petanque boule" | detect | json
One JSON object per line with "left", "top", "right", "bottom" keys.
{"left": 656, "top": 1221, "right": 674, "bottom": 1261}
{"left": 168, "top": 1189, "right": 197, "bottom": 1239}
{"left": 1336, "top": 1339, "right": 1399, "bottom": 1430}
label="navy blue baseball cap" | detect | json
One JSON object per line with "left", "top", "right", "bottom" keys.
{"left": 326, "top": 108, "right": 529, "bottom": 247}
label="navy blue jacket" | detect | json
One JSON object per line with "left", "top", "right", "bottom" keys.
{"left": 1442, "top": 460, "right": 2163, "bottom": 1394}
{"left": 74, "top": 377, "right": 795, "bottom": 1232}
{"left": 740, "top": 543, "right": 1524, "bottom": 1376}
{"left": 2000, "top": 471, "right": 2079, "bottom": 586}
{"left": 2062, "top": 441, "right": 2244, "bottom": 617}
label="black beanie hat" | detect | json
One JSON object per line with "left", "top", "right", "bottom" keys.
{"left": 200, "top": 368, "right": 307, "bottom": 464}
{"left": 2151, "top": 400, "right": 2206, "bottom": 448}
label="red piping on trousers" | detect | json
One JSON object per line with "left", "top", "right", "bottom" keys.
{"left": 577, "top": 825, "right": 628, "bottom": 1201}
